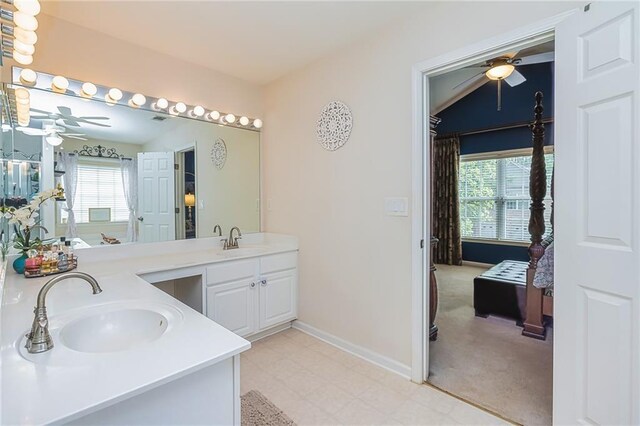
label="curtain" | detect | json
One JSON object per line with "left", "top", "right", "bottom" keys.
{"left": 59, "top": 152, "right": 79, "bottom": 238}
{"left": 120, "top": 158, "right": 138, "bottom": 242}
{"left": 433, "top": 135, "right": 462, "bottom": 265}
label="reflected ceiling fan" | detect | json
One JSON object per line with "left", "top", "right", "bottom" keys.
{"left": 30, "top": 106, "right": 111, "bottom": 128}
{"left": 16, "top": 124, "right": 87, "bottom": 146}
{"left": 454, "top": 51, "right": 554, "bottom": 111}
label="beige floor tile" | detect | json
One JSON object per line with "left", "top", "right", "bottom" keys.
{"left": 306, "top": 382, "right": 356, "bottom": 415}
{"left": 358, "top": 383, "right": 407, "bottom": 415}
{"left": 333, "top": 398, "right": 387, "bottom": 425}
{"left": 241, "top": 329, "right": 505, "bottom": 426}
{"left": 280, "top": 369, "right": 326, "bottom": 396}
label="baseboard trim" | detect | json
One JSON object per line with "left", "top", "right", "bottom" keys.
{"left": 461, "top": 260, "right": 494, "bottom": 268}
{"left": 292, "top": 320, "right": 411, "bottom": 379}
{"left": 246, "top": 322, "right": 293, "bottom": 343}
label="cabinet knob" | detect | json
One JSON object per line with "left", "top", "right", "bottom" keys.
{"left": 250, "top": 282, "right": 256, "bottom": 288}
{"left": 261, "top": 279, "right": 267, "bottom": 286}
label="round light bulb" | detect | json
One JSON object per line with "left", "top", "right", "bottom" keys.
{"left": 14, "top": 0, "right": 41, "bottom": 16}
{"left": 51, "top": 75, "right": 69, "bottom": 93}
{"left": 209, "top": 111, "right": 220, "bottom": 120}
{"left": 239, "top": 116, "right": 249, "bottom": 126}
{"left": 14, "top": 87, "right": 30, "bottom": 100}
{"left": 46, "top": 135, "right": 63, "bottom": 146}
{"left": 12, "top": 51, "right": 33, "bottom": 65}
{"left": 485, "top": 64, "right": 515, "bottom": 80}
{"left": 80, "top": 82, "right": 97, "bottom": 98}
{"left": 16, "top": 97, "right": 30, "bottom": 106}
{"left": 225, "top": 113, "right": 236, "bottom": 124}
{"left": 13, "top": 11, "right": 38, "bottom": 31}
{"left": 13, "top": 27, "right": 37, "bottom": 45}
{"left": 253, "top": 118, "right": 263, "bottom": 129}
{"left": 130, "top": 93, "right": 146, "bottom": 107}
{"left": 19, "top": 68, "right": 37, "bottom": 86}
{"left": 107, "top": 88, "right": 123, "bottom": 102}
{"left": 13, "top": 39, "right": 35, "bottom": 56}
{"left": 18, "top": 118, "right": 29, "bottom": 127}
{"left": 175, "top": 102, "right": 187, "bottom": 113}
{"left": 155, "top": 98, "right": 169, "bottom": 109}
{"left": 193, "top": 106, "right": 205, "bottom": 117}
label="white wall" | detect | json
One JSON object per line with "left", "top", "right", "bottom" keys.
{"left": 262, "top": 1, "right": 577, "bottom": 368}
{"left": 145, "top": 121, "right": 260, "bottom": 236}
{"left": 3, "top": 13, "right": 263, "bottom": 120}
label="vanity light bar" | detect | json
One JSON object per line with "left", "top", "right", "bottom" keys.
{"left": 10, "top": 66, "right": 264, "bottom": 132}
{"left": 0, "top": 0, "right": 41, "bottom": 66}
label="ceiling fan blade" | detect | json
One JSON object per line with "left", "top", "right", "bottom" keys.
{"left": 29, "top": 108, "right": 52, "bottom": 115}
{"left": 62, "top": 118, "right": 81, "bottom": 127}
{"left": 78, "top": 116, "right": 110, "bottom": 120}
{"left": 29, "top": 115, "right": 50, "bottom": 120}
{"left": 16, "top": 127, "right": 46, "bottom": 135}
{"left": 75, "top": 118, "right": 112, "bottom": 128}
{"left": 518, "top": 52, "right": 554, "bottom": 65}
{"left": 65, "top": 135, "right": 88, "bottom": 140}
{"left": 452, "top": 71, "right": 486, "bottom": 90}
{"left": 505, "top": 70, "right": 527, "bottom": 87}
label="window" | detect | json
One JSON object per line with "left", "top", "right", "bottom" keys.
{"left": 459, "top": 150, "right": 554, "bottom": 243}
{"left": 60, "top": 163, "right": 129, "bottom": 224}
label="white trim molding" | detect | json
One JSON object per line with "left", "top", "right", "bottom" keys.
{"left": 410, "top": 8, "right": 577, "bottom": 384}
{"left": 292, "top": 321, "right": 412, "bottom": 379}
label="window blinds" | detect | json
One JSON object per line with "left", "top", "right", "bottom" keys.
{"left": 60, "top": 163, "right": 129, "bottom": 223}
{"left": 459, "top": 153, "right": 554, "bottom": 242}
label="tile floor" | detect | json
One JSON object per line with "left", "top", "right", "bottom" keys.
{"left": 240, "top": 328, "right": 510, "bottom": 425}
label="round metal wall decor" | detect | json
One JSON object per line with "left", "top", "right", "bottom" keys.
{"left": 211, "top": 138, "right": 227, "bottom": 169}
{"left": 316, "top": 101, "right": 353, "bottom": 151}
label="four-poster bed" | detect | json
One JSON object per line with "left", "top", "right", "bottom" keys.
{"left": 470, "top": 91, "right": 554, "bottom": 340}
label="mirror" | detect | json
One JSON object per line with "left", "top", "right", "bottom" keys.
{"left": 1, "top": 80, "right": 260, "bottom": 248}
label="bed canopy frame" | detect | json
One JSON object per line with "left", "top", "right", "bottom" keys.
{"left": 522, "top": 91, "right": 554, "bottom": 340}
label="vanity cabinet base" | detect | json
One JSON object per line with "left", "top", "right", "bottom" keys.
{"left": 66, "top": 356, "right": 240, "bottom": 425}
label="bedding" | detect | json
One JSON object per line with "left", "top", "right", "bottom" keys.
{"left": 533, "top": 242, "right": 554, "bottom": 290}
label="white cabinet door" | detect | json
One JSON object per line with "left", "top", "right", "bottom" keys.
{"left": 206, "top": 279, "right": 256, "bottom": 337}
{"left": 258, "top": 269, "right": 297, "bottom": 330}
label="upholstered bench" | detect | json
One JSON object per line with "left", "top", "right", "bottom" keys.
{"left": 473, "top": 260, "right": 528, "bottom": 324}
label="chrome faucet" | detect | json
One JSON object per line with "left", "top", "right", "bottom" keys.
{"left": 26, "top": 272, "right": 102, "bottom": 354}
{"left": 213, "top": 224, "right": 223, "bottom": 236}
{"left": 223, "top": 227, "right": 242, "bottom": 250}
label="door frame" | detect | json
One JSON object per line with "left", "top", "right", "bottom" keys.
{"left": 175, "top": 143, "right": 197, "bottom": 239}
{"left": 409, "top": 8, "right": 577, "bottom": 384}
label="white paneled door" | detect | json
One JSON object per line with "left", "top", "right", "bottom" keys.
{"left": 137, "top": 152, "right": 176, "bottom": 243}
{"left": 555, "top": 2, "right": 639, "bottom": 425}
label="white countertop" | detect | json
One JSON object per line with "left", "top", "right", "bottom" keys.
{"left": 0, "top": 233, "right": 298, "bottom": 425}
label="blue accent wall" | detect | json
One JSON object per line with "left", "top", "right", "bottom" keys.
{"left": 435, "top": 62, "right": 553, "bottom": 264}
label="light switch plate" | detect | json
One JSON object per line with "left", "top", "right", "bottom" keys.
{"left": 385, "top": 197, "right": 408, "bottom": 216}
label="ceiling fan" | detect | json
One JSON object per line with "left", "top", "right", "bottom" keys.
{"left": 454, "top": 51, "right": 554, "bottom": 111}
{"left": 16, "top": 124, "right": 88, "bottom": 146}
{"left": 29, "top": 106, "right": 111, "bottom": 128}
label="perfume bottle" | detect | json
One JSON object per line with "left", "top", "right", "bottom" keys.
{"left": 24, "top": 249, "right": 41, "bottom": 275}
{"left": 57, "top": 251, "right": 68, "bottom": 271}
{"left": 65, "top": 241, "right": 74, "bottom": 261}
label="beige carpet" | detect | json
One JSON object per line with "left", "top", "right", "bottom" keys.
{"left": 428, "top": 264, "right": 553, "bottom": 426}
{"left": 242, "top": 390, "right": 296, "bottom": 426}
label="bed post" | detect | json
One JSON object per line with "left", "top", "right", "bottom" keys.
{"left": 522, "top": 92, "right": 547, "bottom": 340}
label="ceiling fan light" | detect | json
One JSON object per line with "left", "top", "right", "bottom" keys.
{"left": 19, "top": 68, "right": 37, "bottom": 85}
{"left": 46, "top": 135, "right": 63, "bottom": 146}
{"left": 51, "top": 75, "right": 69, "bottom": 93}
{"left": 13, "top": 11, "right": 38, "bottom": 31}
{"left": 12, "top": 51, "right": 33, "bottom": 65}
{"left": 13, "top": 27, "right": 37, "bottom": 45}
{"left": 485, "top": 64, "right": 515, "bottom": 80}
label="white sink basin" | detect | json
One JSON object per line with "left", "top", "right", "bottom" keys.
{"left": 60, "top": 309, "right": 168, "bottom": 353}
{"left": 219, "top": 246, "right": 268, "bottom": 257}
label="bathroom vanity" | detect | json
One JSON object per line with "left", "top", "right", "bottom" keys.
{"left": 0, "top": 233, "right": 298, "bottom": 425}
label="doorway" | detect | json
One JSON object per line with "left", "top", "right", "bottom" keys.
{"left": 412, "top": 4, "right": 639, "bottom": 425}
{"left": 176, "top": 147, "right": 197, "bottom": 240}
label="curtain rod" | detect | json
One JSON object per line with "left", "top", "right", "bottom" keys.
{"left": 437, "top": 117, "right": 554, "bottom": 139}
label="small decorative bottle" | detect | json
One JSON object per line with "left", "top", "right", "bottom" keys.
{"left": 57, "top": 251, "right": 68, "bottom": 271}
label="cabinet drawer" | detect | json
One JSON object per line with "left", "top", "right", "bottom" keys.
{"left": 206, "top": 259, "right": 257, "bottom": 285}
{"left": 260, "top": 252, "right": 298, "bottom": 274}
